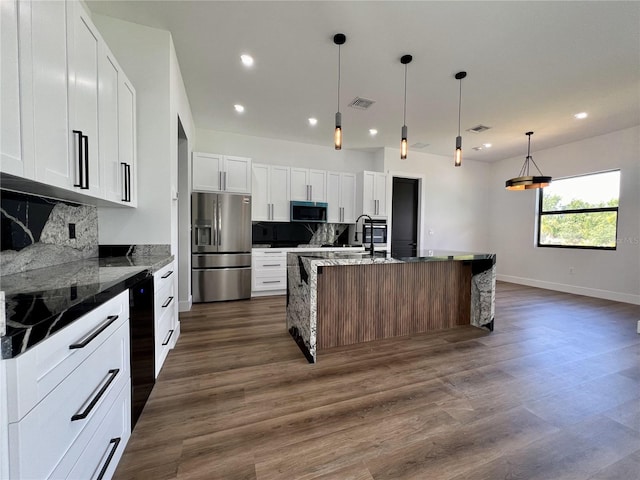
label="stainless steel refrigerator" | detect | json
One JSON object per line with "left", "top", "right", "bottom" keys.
{"left": 191, "top": 192, "right": 252, "bottom": 302}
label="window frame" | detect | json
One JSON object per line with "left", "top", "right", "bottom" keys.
{"left": 536, "top": 170, "right": 620, "bottom": 251}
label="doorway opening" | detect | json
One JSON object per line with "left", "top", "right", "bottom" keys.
{"left": 391, "top": 177, "right": 419, "bottom": 257}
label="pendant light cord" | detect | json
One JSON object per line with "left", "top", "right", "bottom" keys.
{"left": 403, "top": 63, "right": 407, "bottom": 126}
{"left": 457, "top": 79, "right": 462, "bottom": 136}
{"left": 337, "top": 44, "right": 341, "bottom": 113}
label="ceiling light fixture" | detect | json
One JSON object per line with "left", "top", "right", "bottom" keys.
{"left": 574, "top": 112, "right": 588, "bottom": 119}
{"left": 483, "top": 143, "right": 492, "bottom": 148}
{"left": 333, "top": 33, "right": 346, "bottom": 150}
{"left": 505, "top": 131, "right": 552, "bottom": 191}
{"left": 369, "top": 128, "right": 378, "bottom": 136}
{"left": 400, "top": 54, "right": 412, "bottom": 159}
{"left": 234, "top": 104, "right": 244, "bottom": 113}
{"left": 240, "top": 54, "right": 254, "bottom": 67}
{"left": 308, "top": 117, "right": 318, "bottom": 126}
{"left": 454, "top": 71, "right": 467, "bottom": 167}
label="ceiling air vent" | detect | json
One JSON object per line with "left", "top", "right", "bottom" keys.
{"left": 348, "top": 97, "right": 376, "bottom": 110}
{"left": 411, "top": 142, "right": 429, "bottom": 149}
{"left": 472, "top": 146, "right": 483, "bottom": 151}
{"left": 466, "top": 124, "right": 491, "bottom": 134}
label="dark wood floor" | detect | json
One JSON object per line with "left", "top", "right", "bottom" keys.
{"left": 114, "top": 282, "right": 640, "bottom": 480}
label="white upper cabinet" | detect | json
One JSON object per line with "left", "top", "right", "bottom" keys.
{"left": 192, "top": 152, "right": 251, "bottom": 193}
{"left": 252, "top": 164, "right": 290, "bottom": 222}
{"left": 290, "top": 168, "right": 326, "bottom": 202}
{"left": 327, "top": 172, "right": 356, "bottom": 223}
{"left": 0, "top": 0, "right": 25, "bottom": 178}
{"left": 359, "top": 171, "right": 387, "bottom": 218}
{"left": 19, "top": 0, "right": 72, "bottom": 190}
{"left": 67, "top": 0, "right": 101, "bottom": 196}
{"left": 99, "top": 43, "right": 137, "bottom": 207}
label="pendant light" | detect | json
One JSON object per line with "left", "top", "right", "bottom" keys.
{"left": 333, "top": 33, "right": 346, "bottom": 150}
{"left": 505, "top": 131, "right": 552, "bottom": 190}
{"left": 454, "top": 71, "right": 467, "bottom": 167}
{"left": 400, "top": 54, "right": 412, "bottom": 159}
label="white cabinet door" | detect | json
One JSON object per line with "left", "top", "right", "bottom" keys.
{"left": 118, "top": 75, "right": 137, "bottom": 206}
{"left": 326, "top": 172, "right": 341, "bottom": 222}
{"left": 340, "top": 173, "right": 356, "bottom": 223}
{"left": 222, "top": 155, "right": 251, "bottom": 193}
{"left": 21, "top": 0, "right": 72, "bottom": 190}
{"left": 270, "top": 166, "right": 291, "bottom": 221}
{"left": 192, "top": 152, "right": 223, "bottom": 192}
{"left": 309, "top": 169, "right": 327, "bottom": 202}
{"left": 252, "top": 163, "right": 270, "bottom": 221}
{"left": 0, "top": 0, "right": 25, "bottom": 178}
{"left": 99, "top": 48, "right": 120, "bottom": 203}
{"left": 290, "top": 168, "right": 309, "bottom": 201}
{"left": 67, "top": 0, "right": 101, "bottom": 196}
{"left": 374, "top": 172, "right": 387, "bottom": 216}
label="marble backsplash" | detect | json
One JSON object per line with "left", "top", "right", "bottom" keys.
{"left": 1, "top": 190, "right": 98, "bottom": 275}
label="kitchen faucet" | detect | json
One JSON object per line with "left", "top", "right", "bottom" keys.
{"left": 355, "top": 214, "right": 375, "bottom": 255}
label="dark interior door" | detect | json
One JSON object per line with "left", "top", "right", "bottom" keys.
{"left": 391, "top": 177, "right": 418, "bottom": 257}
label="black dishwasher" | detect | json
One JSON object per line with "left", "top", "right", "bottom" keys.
{"left": 129, "top": 276, "right": 155, "bottom": 428}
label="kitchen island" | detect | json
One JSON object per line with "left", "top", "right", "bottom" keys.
{"left": 286, "top": 250, "right": 495, "bottom": 363}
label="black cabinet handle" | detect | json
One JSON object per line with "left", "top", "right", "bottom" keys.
{"left": 69, "top": 315, "right": 119, "bottom": 350}
{"left": 73, "top": 130, "right": 83, "bottom": 188}
{"left": 161, "top": 270, "right": 173, "bottom": 279}
{"left": 96, "top": 437, "right": 121, "bottom": 480}
{"left": 121, "top": 162, "right": 128, "bottom": 201}
{"left": 162, "top": 329, "right": 174, "bottom": 346}
{"left": 82, "top": 134, "right": 89, "bottom": 189}
{"left": 126, "top": 163, "right": 131, "bottom": 201}
{"left": 71, "top": 369, "right": 119, "bottom": 421}
{"left": 162, "top": 296, "right": 174, "bottom": 308}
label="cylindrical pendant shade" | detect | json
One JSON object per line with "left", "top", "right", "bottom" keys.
{"left": 401, "top": 125, "right": 408, "bottom": 159}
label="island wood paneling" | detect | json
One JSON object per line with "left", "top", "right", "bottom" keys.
{"left": 316, "top": 260, "right": 472, "bottom": 350}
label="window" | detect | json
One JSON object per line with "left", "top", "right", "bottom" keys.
{"left": 537, "top": 170, "right": 620, "bottom": 249}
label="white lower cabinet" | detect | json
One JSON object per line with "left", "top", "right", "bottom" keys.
{"left": 252, "top": 250, "right": 288, "bottom": 295}
{"left": 154, "top": 261, "right": 178, "bottom": 377}
{"left": 4, "top": 291, "right": 131, "bottom": 480}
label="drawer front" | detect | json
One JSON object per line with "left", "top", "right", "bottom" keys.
{"left": 6, "top": 291, "right": 129, "bottom": 423}
{"left": 253, "top": 255, "right": 286, "bottom": 270}
{"left": 154, "top": 298, "right": 175, "bottom": 378}
{"left": 153, "top": 262, "right": 175, "bottom": 294}
{"left": 63, "top": 380, "right": 131, "bottom": 480}
{"left": 154, "top": 279, "right": 176, "bottom": 317}
{"left": 8, "top": 321, "right": 130, "bottom": 480}
{"left": 253, "top": 274, "right": 287, "bottom": 291}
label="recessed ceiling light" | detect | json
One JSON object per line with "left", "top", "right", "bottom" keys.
{"left": 308, "top": 117, "right": 318, "bottom": 126}
{"left": 369, "top": 129, "right": 378, "bottom": 136}
{"left": 574, "top": 112, "right": 588, "bottom": 119}
{"left": 472, "top": 146, "right": 483, "bottom": 151}
{"left": 483, "top": 143, "right": 492, "bottom": 148}
{"left": 240, "top": 54, "right": 254, "bottom": 67}
{"left": 234, "top": 104, "right": 245, "bottom": 113}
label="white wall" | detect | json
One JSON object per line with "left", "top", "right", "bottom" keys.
{"left": 94, "top": 15, "right": 173, "bottom": 245}
{"left": 195, "top": 129, "right": 377, "bottom": 173}
{"left": 383, "top": 147, "right": 492, "bottom": 253}
{"left": 489, "top": 126, "right": 640, "bottom": 304}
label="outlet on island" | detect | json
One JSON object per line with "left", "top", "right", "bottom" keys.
{"left": 68, "top": 223, "right": 76, "bottom": 239}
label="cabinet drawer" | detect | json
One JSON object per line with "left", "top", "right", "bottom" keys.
{"left": 6, "top": 291, "right": 128, "bottom": 423}
{"left": 8, "top": 321, "right": 130, "bottom": 480}
{"left": 253, "top": 275, "right": 287, "bottom": 291}
{"left": 63, "top": 380, "right": 131, "bottom": 480}
{"left": 254, "top": 256, "right": 286, "bottom": 270}
{"left": 153, "top": 262, "right": 175, "bottom": 294}
{"left": 154, "top": 279, "right": 176, "bottom": 319}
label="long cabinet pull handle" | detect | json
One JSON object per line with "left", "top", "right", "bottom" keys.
{"left": 162, "top": 329, "right": 174, "bottom": 346}
{"left": 96, "top": 437, "right": 121, "bottom": 480}
{"left": 71, "top": 369, "right": 119, "bottom": 421}
{"left": 263, "top": 264, "right": 281, "bottom": 267}
{"left": 162, "top": 296, "right": 174, "bottom": 308}
{"left": 69, "top": 315, "right": 119, "bottom": 350}
{"left": 82, "top": 134, "right": 89, "bottom": 189}
{"left": 73, "top": 130, "right": 83, "bottom": 187}
{"left": 263, "top": 280, "right": 282, "bottom": 284}
{"left": 120, "top": 162, "right": 128, "bottom": 201}
{"left": 125, "top": 163, "right": 131, "bottom": 201}
{"left": 161, "top": 270, "right": 174, "bottom": 279}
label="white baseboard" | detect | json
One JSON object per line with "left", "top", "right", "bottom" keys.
{"left": 497, "top": 274, "right": 640, "bottom": 305}
{"left": 178, "top": 295, "right": 192, "bottom": 312}
{"left": 251, "top": 290, "right": 286, "bottom": 298}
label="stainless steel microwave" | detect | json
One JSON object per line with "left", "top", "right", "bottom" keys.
{"left": 290, "top": 201, "right": 328, "bottom": 222}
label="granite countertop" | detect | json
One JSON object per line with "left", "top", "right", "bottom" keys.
{"left": 289, "top": 249, "right": 496, "bottom": 263}
{"left": 0, "top": 255, "right": 173, "bottom": 359}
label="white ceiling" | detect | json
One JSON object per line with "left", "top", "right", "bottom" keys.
{"left": 86, "top": 0, "right": 640, "bottom": 163}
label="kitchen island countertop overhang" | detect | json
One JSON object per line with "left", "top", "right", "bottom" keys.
{"left": 286, "top": 250, "right": 496, "bottom": 363}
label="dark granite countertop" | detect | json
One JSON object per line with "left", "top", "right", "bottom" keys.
{"left": 1, "top": 255, "right": 173, "bottom": 359}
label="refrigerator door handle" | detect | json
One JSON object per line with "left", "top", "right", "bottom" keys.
{"left": 217, "top": 199, "right": 222, "bottom": 246}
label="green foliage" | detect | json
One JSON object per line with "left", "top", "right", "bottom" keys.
{"left": 540, "top": 193, "right": 618, "bottom": 247}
